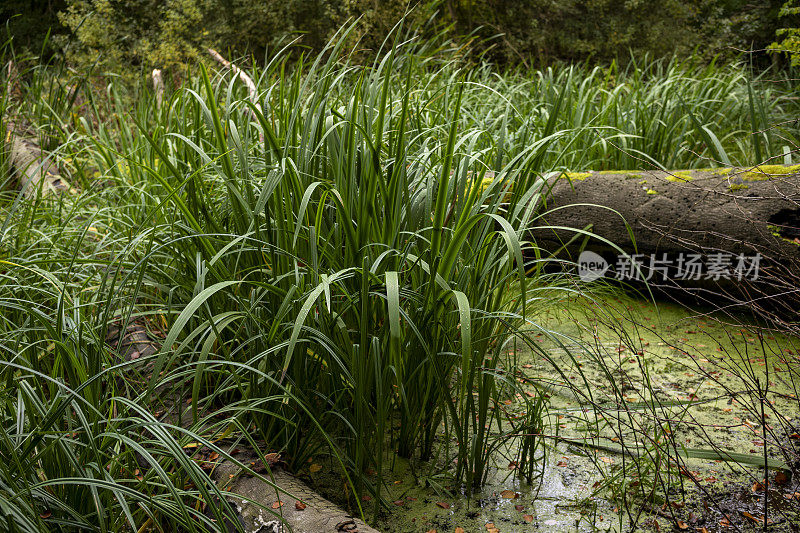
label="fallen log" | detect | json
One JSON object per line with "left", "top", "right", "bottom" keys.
{"left": 214, "top": 455, "right": 380, "bottom": 533}
{"left": 5, "top": 60, "right": 71, "bottom": 197}
{"left": 8, "top": 134, "right": 71, "bottom": 197}
{"left": 534, "top": 165, "right": 800, "bottom": 322}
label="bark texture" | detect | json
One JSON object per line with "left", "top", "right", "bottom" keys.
{"left": 5, "top": 61, "right": 71, "bottom": 197}
{"left": 537, "top": 166, "right": 800, "bottom": 260}
{"left": 214, "top": 458, "right": 380, "bottom": 533}
{"left": 534, "top": 166, "right": 800, "bottom": 322}
{"left": 9, "top": 134, "right": 71, "bottom": 196}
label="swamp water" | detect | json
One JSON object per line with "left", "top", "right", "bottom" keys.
{"left": 308, "top": 293, "right": 799, "bottom": 532}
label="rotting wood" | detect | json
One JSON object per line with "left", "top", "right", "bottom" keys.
{"left": 207, "top": 48, "right": 263, "bottom": 143}
{"left": 213, "top": 455, "right": 381, "bottom": 533}
{"left": 5, "top": 60, "right": 71, "bottom": 197}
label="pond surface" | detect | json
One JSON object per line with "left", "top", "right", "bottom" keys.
{"left": 333, "top": 292, "right": 800, "bottom": 532}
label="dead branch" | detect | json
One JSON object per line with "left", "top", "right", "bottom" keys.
{"left": 206, "top": 48, "right": 263, "bottom": 141}
{"left": 152, "top": 68, "right": 164, "bottom": 107}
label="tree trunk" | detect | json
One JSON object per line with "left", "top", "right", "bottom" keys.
{"left": 5, "top": 60, "right": 71, "bottom": 197}
{"left": 214, "top": 458, "right": 380, "bottom": 533}
{"left": 533, "top": 166, "right": 800, "bottom": 323}
{"left": 9, "top": 132, "right": 71, "bottom": 197}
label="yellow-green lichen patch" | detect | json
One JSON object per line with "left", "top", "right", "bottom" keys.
{"left": 728, "top": 183, "right": 749, "bottom": 192}
{"left": 665, "top": 170, "right": 693, "bottom": 182}
{"left": 597, "top": 169, "right": 628, "bottom": 175}
{"left": 624, "top": 172, "right": 643, "bottom": 179}
{"left": 646, "top": 188, "right": 659, "bottom": 195}
{"left": 564, "top": 171, "right": 591, "bottom": 181}
{"left": 695, "top": 167, "right": 731, "bottom": 175}
{"left": 742, "top": 163, "right": 800, "bottom": 181}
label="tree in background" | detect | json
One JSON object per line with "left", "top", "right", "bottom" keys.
{"left": 1, "top": 0, "right": 67, "bottom": 59}
{"left": 771, "top": 0, "right": 800, "bottom": 66}
{"left": 3, "top": 0, "right": 798, "bottom": 72}
{"left": 58, "top": 0, "right": 206, "bottom": 70}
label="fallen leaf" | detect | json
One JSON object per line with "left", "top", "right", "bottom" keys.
{"left": 361, "top": 495, "right": 372, "bottom": 502}
{"left": 523, "top": 514, "right": 534, "bottom": 523}
{"left": 775, "top": 470, "right": 789, "bottom": 486}
{"left": 295, "top": 501, "right": 306, "bottom": 511}
{"left": 455, "top": 528, "right": 465, "bottom": 533}
{"left": 500, "top": 490, "right": 518, "bottom": 499}
{"left": 271, "top": 501, "right": 283, "bottom": 509}
{"left": 393, "top": 500, "right": 404, "bottom": 506}
{"left": 600, "top": 456, "right": 613, "bottom": 464}
{"left": 208, "top": 452, "right": 219, "bottom": 461}
{"left": 557, "top": 461, "right": 568, "bottom": 467}
{"left": 740, "top": 510, "right": 771, "bottom": 525}
{"left": 39, "top": 510, "right": 51, "bottom": 519}
{"left": 309, "top": 463, "right": 322, "bottom": 474}
{"left": 436, "top": 502, "right": 451, "bottom": 509}
{"left": 514, "top": 504, "right": 524, "bottom": 512}
{"left": 676, "top": 520, "right": 688, "bottom": 530}
{"left": 264, "top": 452, "right": 281, "bottom": 466}
{"left": 696, "top": 528, "right": 710, "bottom": 533}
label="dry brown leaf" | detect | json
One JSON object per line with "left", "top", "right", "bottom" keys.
{"left": 775, "top": 470, "right": 789, "bottom": 486}
{"left": 436, "top": 502, "right": 451, "bottom": 509}
{"left": 455, "top": 528, "right": 465, "bottom": 533}
{"left": 514, "top": 504, "right": 524, "bottom": 512}
{"left": 264, "top": 452, "right": 280, "bottom": 466}
{"left": 740, "top": 511, "right": 771, "bottom": 525}
{"left": 271, "top": 501, "right": 283, "bottom": 509}
{"left": 499, "top": 489, "right": 518, "bottom": 499}
{"left": 393, "top": 500, "right": 404, "bottom": 506}
{"left": 39, "top": 510, "right": 51, "bottom": 519}
{"left": 208, "top": 452, "right": 219, "bottom": 461}
{"left": 676, "top": 520, "right": 688, "bottom": 530}
{"left": 523, "top": 514, "right": 534, "bottom": 523}
{"left": 295, "top": 501, "right": 306, "bottom": 511}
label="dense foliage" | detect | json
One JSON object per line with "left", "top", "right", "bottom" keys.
{"left": 3, "top": 0, "right": 799, "bottom": 71}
